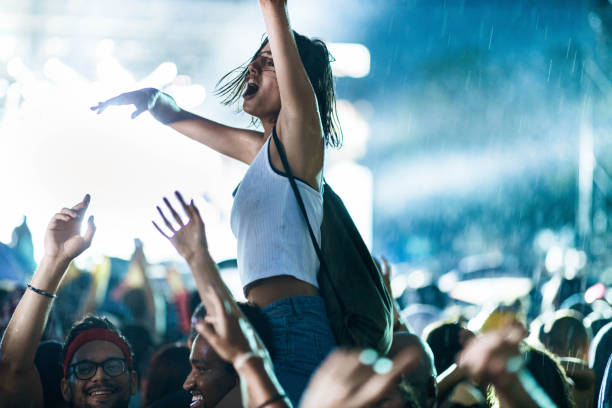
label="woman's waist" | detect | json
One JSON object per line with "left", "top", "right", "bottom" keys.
{"left": 245, "top": 275, "right": 319, "bottom": 308}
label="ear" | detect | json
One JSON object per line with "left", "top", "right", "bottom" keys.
{"left": 129, "top": 370, "right": 138, "bottom": 395}
{"left": 60, "top": 378, "right": 72, "bottom": 402}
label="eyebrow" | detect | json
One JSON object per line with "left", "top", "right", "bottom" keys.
{"left": 258, "top": 51, "right": 272, "bottom": 57}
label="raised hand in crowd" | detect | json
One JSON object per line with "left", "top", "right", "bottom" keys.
{"left": 0, "top": 195, "right": 95, "bottom": 408}
{"left": 195, "top": 285, "right": 289, "bottom": 408}
{"left": 299, "top": 347, "right": 419, "bottom": 408}
{"left": 154, "top": 191, "right": 288, "bottom": 407}
{"left": 457, "top": 324, "right": 559, "bottom": 408}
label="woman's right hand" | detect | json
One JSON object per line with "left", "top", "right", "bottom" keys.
{"left": 90, "top": 88, "right": 163, "bottom": 118}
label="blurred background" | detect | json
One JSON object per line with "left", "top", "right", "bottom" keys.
{"left": 0, "top": 0, "right": 611, "bottom": 311}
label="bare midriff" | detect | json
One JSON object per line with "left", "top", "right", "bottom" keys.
{"left": 245, "top": 275, "right": 319, "bottom": 308}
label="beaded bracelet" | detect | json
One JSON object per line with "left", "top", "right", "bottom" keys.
{"left": 26, "top": 283, "right": 57, "bottom": 299}
{"left": 255, "top": 394, "right": 288, "bottom": 408}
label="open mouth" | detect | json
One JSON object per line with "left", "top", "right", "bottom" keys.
{"left": 190, "top": 394, "right": 204, "bottom": 408}
{"left": 243, "top": 83, "right": 259, "bottom": 98}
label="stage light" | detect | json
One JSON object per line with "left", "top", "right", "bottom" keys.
{"left": 140, "top": 62, "right": 178, "bottom": 88}
{"left": 545, "top": 246, "right": 564, "bottom": 273}
{"left": 43, "top": 58, "right": 84, "bottom": 84}
{"left": 7, "top": 57, "right": 25, "bottom": 79}
{"left": 438, "top": 270, "right": 459, "bottom": 292}
{"left": 165, "top": 83, "right": 206, "bottom": 109}
{"left": 96, "top": 39, "right": 115, "bottom": 59}
{"left": 328, "top": 43, "right": 371, "bottom": 78}
{"left": 0, "top": 79, "right": 8, "bottom": 98}
{"left": 0, "top": 35, "right": 17, "bottom": 60}
{"left": 96, "top": 56, "right": 134, "bottom": 87}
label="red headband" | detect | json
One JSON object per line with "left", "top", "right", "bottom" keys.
{"left": 63, "top": 328, "right": 133, "bottom": 378}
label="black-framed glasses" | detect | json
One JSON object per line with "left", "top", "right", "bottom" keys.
{"left": 69, "top": 358, "right": 128, "bottom": 380}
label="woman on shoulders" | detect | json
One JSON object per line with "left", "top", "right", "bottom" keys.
{"left": 93, "top": 1, "right": 342, "bottom": 404}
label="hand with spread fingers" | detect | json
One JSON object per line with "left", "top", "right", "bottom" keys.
{"left": 154, "top": 194, "right": 289, "bottom": 408}
{"left": 153, "top": 191, "right": 208, "bottom": 263}
{"left": 44, "top": 194, "right": 96, "bottom": 264}
{"left": 0, "top": 195, "right": 96, "bottom": 407}
{"left": 300, "top": 347, "right": 419, "bottom": 408}
{"left": 90, "top": 88, "right": 182, "bottom": 123}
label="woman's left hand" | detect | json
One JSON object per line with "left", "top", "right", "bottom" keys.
{"left": 153, "top": 191, "right": 208, "bottom": 262}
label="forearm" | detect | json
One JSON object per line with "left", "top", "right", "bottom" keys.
{"left": 187, "top": 250, "right": 241, "bottom": 315}
{"left": 237, "top": 357, "right": 291, "bottom": 408}
{"left": 0, "top": 256, "right": 68, "bottom": 371}
{"left": 259, "top": 1, "right": 318, "bottom": 117}
{"left": 495, "top": 373, "right": 542, "bottom": 408}
{"left": 437, "top": 363, "right": 468, "bottom": 401}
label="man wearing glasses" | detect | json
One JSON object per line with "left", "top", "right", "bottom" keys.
{"left": 60, "top": 316, "right": 137, "bottom": 408}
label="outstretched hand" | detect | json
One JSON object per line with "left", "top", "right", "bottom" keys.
{"left": 153, "top": 191, "right": 208, "bottom": 262}
{"left": 90, "top": 88, "right": 161, "bottom": 119}
{"left": 195, "top": 286, "right": 256, "bottom": 365}
{"left": 44, "top": 194, "right": 96, "bottom": 263}
{"left": 300, "top": 347, "right": 419, "bottom": 408}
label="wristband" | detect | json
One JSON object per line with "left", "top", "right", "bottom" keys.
{"left": 26, "top": 283, "right": 57, "bottom": 299}
{"left": 234, "top": 351, "right": 258, "bottom": 371}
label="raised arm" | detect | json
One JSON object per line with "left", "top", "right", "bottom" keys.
{"left": 196, "top": 286, "right": 290, "bottom": 408}
{"left": 259, "top": 0, "right": 326, "bottom": 188}
{"left": 91, "top": 88, "right": 265, "bottom": 164}
{"left": 0, "top": 195, "right": 96, "bottom": 407}
{"left": 154, "top": 192, "right": 288, "bottom": 407}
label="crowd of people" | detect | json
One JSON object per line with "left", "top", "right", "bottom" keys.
{"left": 1, "top": 0, "right": 611, "bottom": 407}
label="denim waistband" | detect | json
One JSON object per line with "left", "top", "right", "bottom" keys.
{"left": 261, "top": 295, "right": 326, "bottom": 318}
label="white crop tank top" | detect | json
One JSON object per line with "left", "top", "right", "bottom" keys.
{"left": 230, "top": 135, "right": 323, "bottom": 291}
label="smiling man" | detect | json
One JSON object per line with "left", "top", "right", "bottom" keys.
{"left": 183, "top": 333, "right": 240, "bottom": 408}
{"left": 60, "top": 316, "right": 137, "bottom": 408}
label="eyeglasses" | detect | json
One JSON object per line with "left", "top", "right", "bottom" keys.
{"left": 69, "top": 358, "right": 128, "bottom": 380}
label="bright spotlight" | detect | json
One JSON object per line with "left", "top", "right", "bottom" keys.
{"left": 7, "top": 57, "right": 25, "bottom": 79}
{"left": 328, "top": 43, "right": 371, "bottom": 78}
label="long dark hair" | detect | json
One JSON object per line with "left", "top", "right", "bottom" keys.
{"left": 216, "top": 31, "right": 342, "bottom": 148}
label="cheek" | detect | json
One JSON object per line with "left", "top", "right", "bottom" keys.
{"left": 196, "top": 371, "right": 235, "bottom": 400}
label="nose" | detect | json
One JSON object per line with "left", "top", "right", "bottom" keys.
{"left": 183, "top": 369, "right": 196, "bottom": 391}
{"left": 89, "top": 365, "right": 111, "bottom": 382}
{"left": 248, "top": 59, "right": 260, "bottom": 76}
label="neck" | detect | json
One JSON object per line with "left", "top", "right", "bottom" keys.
{"left": 261, "top": 116, "right": 276, "bottom": 137}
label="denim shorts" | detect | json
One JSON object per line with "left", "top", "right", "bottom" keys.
{"left": 261, "top": 295, "right": 337, "bottom": 406}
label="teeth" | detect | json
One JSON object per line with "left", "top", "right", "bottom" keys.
{"left": 192, "top": 395, "right": 203, "bottom": 401}
{"left": 91, "top": 390, "right": 111, "bottom": 395}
